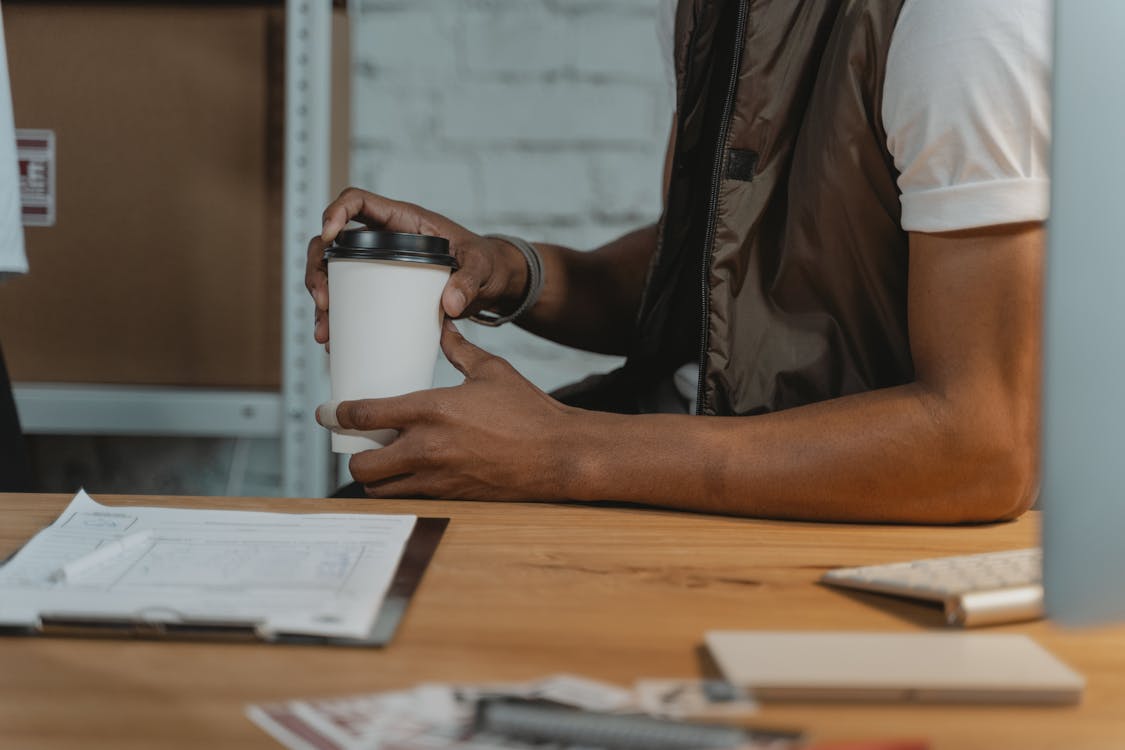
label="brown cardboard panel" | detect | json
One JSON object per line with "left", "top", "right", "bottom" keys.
{"left": 0, "top": 4, "right": 348, "bottom": 389}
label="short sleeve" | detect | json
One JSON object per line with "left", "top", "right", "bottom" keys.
{"left": 882, "top": 0, "right": 1052, "bottom": 233}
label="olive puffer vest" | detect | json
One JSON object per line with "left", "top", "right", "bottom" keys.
{"left": 558, "top": 0, "right": 911, "bottom": 416}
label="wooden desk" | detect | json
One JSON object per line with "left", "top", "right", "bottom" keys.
{"left": 1, "top": 493, "right": 1123, "bottom": 750}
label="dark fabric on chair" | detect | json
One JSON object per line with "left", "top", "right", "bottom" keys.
{"left": 0, "top": 344, "right": 34, "bottom": 492}
{"left": 331, "top": 480, "right": 366, "bottom": 498}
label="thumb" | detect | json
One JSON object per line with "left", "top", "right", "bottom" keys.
{"left": 315, "top": 395, "right": 416, "bottom": 431}
{"left": 441, "top": 319, "right": 496, "bottom": 377}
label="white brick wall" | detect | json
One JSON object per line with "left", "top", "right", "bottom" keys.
{"left": 351, "top": 0, "right": 672, "bottom": 392}
{"left": 439, "top": 81, "right": 658, "bottom": 144}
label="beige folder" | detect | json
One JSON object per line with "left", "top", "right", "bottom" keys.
{"left": 705, "top": 631, "right": 1084, "bottom": 704}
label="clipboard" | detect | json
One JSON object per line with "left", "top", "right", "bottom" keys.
{"left": 0, "top": 505, "right": 448, "bottom": 648}
{"left": 3, "top": 517, "right": 447, "bottom": 647}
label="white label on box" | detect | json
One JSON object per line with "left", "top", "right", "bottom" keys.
{"left": 16, "top": 129, "right": 55, "bottom": 227}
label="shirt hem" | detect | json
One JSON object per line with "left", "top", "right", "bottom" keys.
{"left": 900, "top": 178, "right": 1049, "bottom": 233}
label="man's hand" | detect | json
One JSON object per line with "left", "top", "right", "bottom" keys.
{"left": 317, "top": 320, "right": 573, "bottom": 501}
{"left": 306, "top": 188, "right": 530, "bottom": 345}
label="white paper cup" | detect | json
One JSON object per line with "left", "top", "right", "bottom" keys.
{"left": 325, "top": 229, "right": 457, "bottom": 453}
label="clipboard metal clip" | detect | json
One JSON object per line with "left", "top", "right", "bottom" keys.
{"left": 39, "top": 612, "right": 262, "bottom": 641}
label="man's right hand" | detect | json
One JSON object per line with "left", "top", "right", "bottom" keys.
{"left": 305, "top": 188, "right": 530, "bottom": 346}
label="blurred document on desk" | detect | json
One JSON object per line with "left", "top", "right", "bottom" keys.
{"left": 247, "top": 675, "right": 788, "bottom": 750}
{"left": 0, "top": 489, "right": 416, "bottom": 639}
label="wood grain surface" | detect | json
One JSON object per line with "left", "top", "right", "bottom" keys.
{"left": 1, "top": 493, "right": 1122, "bottom": 750}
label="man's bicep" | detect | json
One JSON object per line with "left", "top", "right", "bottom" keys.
{"left": 907, "top": 223, "right": 1044, "bottom": 415}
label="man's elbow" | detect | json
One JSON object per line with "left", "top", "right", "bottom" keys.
{"left": 979, "top": 449, "right": 1038, "bottom": 522}
{"left": 954, "top": 431, "right": 1039, "bottom": 524}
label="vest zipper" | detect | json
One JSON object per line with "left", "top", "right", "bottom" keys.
{"left": 695, "top": 0, "right": 749, "bottom": 415}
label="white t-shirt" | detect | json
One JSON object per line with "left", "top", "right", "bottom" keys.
{"left": 0, "top": 6, "right": 27, "bottom": 281}
{"left": 658, "top": 0, "right": 1052, "bottom": 412}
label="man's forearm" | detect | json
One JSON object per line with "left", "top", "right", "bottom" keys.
{"left": 543, "top": 223, "right": 1044, "bottom": 524}
{"left": 557, "top": 381, "right": 1037, "bottom": 524}
{"left": 501, "top": 225, "right": 657, "bottom": 355}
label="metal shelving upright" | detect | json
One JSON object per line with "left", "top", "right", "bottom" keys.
{"left": 279, "top": 0, "right": 334, "bottom": 497}
{"left": 13, "top": 0, "right": 336, "bottom": 498}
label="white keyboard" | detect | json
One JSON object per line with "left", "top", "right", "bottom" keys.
{"left": 821, "top": 548, "right": 1043, "bottom": 627}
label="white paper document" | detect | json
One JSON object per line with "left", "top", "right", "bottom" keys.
{"left": 248, "top": 676, "right": 636, "bottom": 750}
{"left": 0, "top": 490, "right": 416, "bottom": 639}
{"left": 246, "top": 674, "right": 774, "bottom": 750}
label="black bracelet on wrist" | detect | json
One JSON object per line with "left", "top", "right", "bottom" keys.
{"left": 469, "top": 234, "right": 545, "bottom": 327}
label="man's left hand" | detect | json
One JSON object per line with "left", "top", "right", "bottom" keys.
{"left": 317, "top": 320, "right": 575, "bottom": 501}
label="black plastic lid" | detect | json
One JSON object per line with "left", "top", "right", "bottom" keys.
{"left": 324, "top": 228, "right": 457, "bottom": 268}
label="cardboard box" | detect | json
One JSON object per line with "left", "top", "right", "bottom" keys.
{"left": 0, "top": 2, "right": 349, "bottom": 388}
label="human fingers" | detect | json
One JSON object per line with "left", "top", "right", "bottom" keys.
{"left": 440, "top": 319, "right": 503, "bottom": 378}
{"left": 347, "top": 442, "right": 419, "bottom": 488}
{"left": 352, "top": 432, "right": 462, "bottom": 499}
{"left": 313, "top": 307, "right": 330, "bottom": 345}
{"left": 316, "top": 393, "right": 435, "bottom": 432}
{"left": 443, "top": 235, "right": 529, "bottom": 319}
{"left": 361, "top": 475, "right": 434, "bottom": 500}
{"left": 305, "top": 234, "right": 330, "bottom": 310}
{"left": 442, "top": 247, "right": 494, "bottom": 317}
{"left": 320, "top": 188, "right": 456, "bottom": 243}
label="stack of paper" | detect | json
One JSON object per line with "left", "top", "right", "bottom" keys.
{"left": 247, "top": 674, "right": 767, "bottom": 750}
{"left": 0, "top": 490, "right": 417, "bottom": 641}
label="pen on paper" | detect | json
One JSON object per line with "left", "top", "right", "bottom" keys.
{"left": 469, "top": 698, "right": 783, "bottom": 750}
{"left": 49, "top": 530, "right": 155, "bottom": 583}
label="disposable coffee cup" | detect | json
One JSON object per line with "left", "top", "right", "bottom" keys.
{"left": 324, "top": 228, "right": 457, "bottom": 453}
